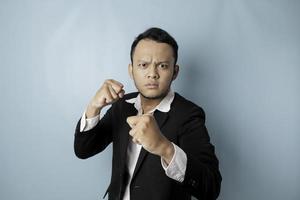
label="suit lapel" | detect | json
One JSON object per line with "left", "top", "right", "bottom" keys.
{"left": 119, "top": 102, "right": 138, "bottom": 174}
{"left": 131, "top": 110, "right": 169, "bottom": 181}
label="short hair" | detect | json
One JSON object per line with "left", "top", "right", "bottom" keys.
{"left": 130, "top": 27, "right": 178, "bottom": 65}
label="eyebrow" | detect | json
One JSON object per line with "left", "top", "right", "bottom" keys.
{"left": 137, "top": 60, "right": 170, "bottom": 64}
{"left": 156, "top": 61, "right": 170, "bottom": 64}
{"left": 137, "top": 60, "right": 150, "bottom": 63}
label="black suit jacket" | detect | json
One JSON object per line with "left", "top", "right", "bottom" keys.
{"left": 74, "top": 92, "right": 221, "bottom": 200}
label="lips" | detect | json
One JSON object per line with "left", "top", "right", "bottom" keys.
{"left": 145, "top": 83, "right": 159, "bottom": 89}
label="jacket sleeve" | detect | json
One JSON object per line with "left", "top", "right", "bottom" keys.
{"left": 178, "top": 106, "right": 222, "bottom": 200}
{"left": 74, "top": 105, "right": 114, "bottom": 159}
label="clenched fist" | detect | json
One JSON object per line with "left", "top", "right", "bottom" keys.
{"left": 86, "top": 79, "right": 125, "bottom": 118}
{"left": 127, "top": 114, "right": 174, "bottom": 164}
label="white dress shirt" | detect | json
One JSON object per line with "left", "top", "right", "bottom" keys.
{"left": 80, "top": 90, "right": 187, "bottom": 200}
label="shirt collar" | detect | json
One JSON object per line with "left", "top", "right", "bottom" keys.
{"left": 126, "top": 90, "right": 175, "bottom": 114}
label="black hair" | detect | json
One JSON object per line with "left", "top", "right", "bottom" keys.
{"left": 130, "top": 27, "right": 178, "bottom": 64}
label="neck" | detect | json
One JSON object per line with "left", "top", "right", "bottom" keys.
{"left": 140, "top": 97, "right": 161, "bottom": 114}
{"left": 140, "top": 91, "right": 169, "bottom": 114}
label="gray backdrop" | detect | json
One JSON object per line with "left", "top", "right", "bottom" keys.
{"left": 0, "top": 0, "right": 299, "bottom": 200}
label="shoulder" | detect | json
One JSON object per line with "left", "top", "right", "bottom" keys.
{"left": 171, "top": 92, "right": 206, "bottom": 120}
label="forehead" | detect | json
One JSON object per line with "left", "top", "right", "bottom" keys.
{"left": 133, "top": 39, "right": 174, "bottom": 61}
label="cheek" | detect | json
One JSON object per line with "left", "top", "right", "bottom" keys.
{"left": 132, "top": 71, "right": 146, "bottom": 85}
{"left": 133, "top": 69, "right": 147, "bottom": 77}
{"left": 162, "top": 72, "right": 174, "bottom": 82}
{"left": 136, "top": 74, "right": 146, "bottom": 83}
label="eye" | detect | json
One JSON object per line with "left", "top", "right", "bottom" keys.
{"left": 159, "top": 63, "right": 168, "bottom": 69}
{"left": 138, "top": 63, "right": 147, "bottom": 68}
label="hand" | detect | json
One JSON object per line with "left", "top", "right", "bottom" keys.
{"left": 127, "top": 114, "right": 174, "bottom": 164}
{"left": 86, "top": 79, "right": 125, "bottom": 118}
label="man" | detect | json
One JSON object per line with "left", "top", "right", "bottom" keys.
{"left": 74, "top": 27, "right": 222, "bottom": 200}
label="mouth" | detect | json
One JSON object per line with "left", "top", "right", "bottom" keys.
{"left": 145, "top": 83, "right": 159, "bottom": 89}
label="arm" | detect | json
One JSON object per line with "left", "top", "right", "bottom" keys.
{"left": 179, "top": 107, "right": 222, "bottom": 200}
{"left": 74, "top": 106, "right": 114, "bottom": 159}
{"left": 74, "top": 79, "right": 125, "bottom": 159}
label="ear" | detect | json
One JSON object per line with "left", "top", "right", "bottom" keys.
{"left": 128, "top": 63, "right": 133, "bottom": 79}
{"left": 172, "top": 64, "right": 179, "bottom": 80}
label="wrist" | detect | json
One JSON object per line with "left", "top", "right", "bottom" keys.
{"left": 160, "top": 140, "right": 175, "bottom": 165}
{"left": 86, "top": 103, "right": 102, "bottom": 118}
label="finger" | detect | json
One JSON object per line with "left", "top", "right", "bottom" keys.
{"left": 108, "top": 84, "right": 118, "bottom": 99}
{"left": 132, "top": 137, "right": 141, "bottom": 145}
{"left": 106, "top": 79, "right": 124, "bottom": 93}
{"left": 127, "top": 116, "right": 140, "bottom": 127}
{"left": 129, "top": 129, "right": 136, "bottom": 137}
{"left": 107, "top": 79, "right": 124, "bottom": 88}
{"left": 118, "top": 89, "right": 125, "bottom": 98}
{"left": 104, "top": 87, "right": 114, "bottom": 104}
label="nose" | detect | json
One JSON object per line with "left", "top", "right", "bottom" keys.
{"left": 147, "top": 65, "right": 159, "bottom": 79}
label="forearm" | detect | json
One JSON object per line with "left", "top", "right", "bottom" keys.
{"left": 182, "top": 152, "right": 221, "bottom": 200}
{"left": 178, "top": 107, "right": 222, "bottom": 199}
{"left": 74, "top": 119, "right": 110, "bottom": 159}
{"left": 74, "top": 107, "right": 113, "bottom": 159}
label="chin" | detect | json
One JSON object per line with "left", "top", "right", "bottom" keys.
{"left": 140, "top": 90, "right": 167, "bottom": 100}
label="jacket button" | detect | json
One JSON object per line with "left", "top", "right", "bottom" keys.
{"left": 189, "top": 179, "right": 198, "bottom": 187}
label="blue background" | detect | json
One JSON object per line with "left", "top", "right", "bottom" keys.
{"left": 0, "top": 0, "right": 299, "bottom": 199}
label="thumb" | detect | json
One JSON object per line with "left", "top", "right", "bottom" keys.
{"left": 126, "top": 116, "right": 139, "bottom": 128}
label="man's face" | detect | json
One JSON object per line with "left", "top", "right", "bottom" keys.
{"left": 129, "top": 39, "right": 179, "bottom": 100}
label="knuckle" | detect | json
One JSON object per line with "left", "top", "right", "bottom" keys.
{"left": 104, "top": 79, "right": 112, "bottom": 85}
{"left": 129, "top": 130, "right": 133, "bottom": 136}
{"left": 112, "top": 84, "right": 121, "bottom": 92}
{"left": 116, "top": 84, "right": 122, "bottom": 89}
{"left": 103, "top": 82, "right": 108, "bottom": 88}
